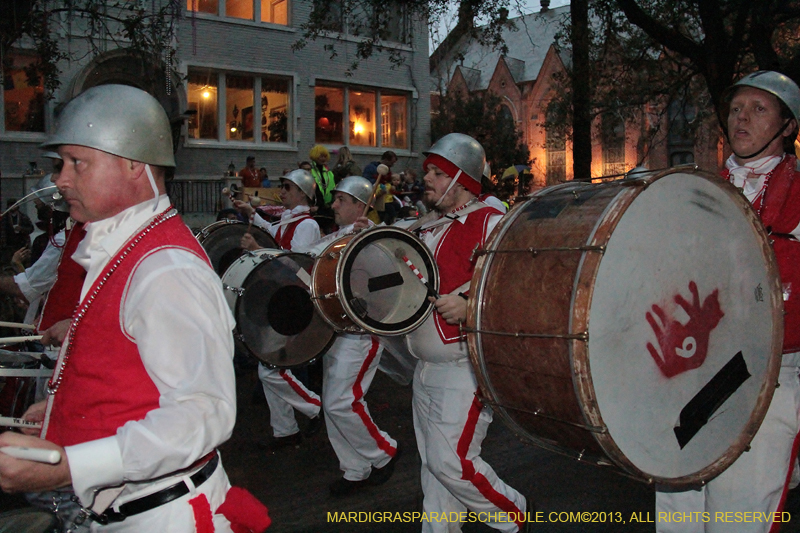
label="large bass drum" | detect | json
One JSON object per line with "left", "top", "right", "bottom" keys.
{"left": 196, "top": 220, "right": 277, "bottom": 275}
{"left": 467, "top": 168, "right": 783, "bottom": 487}
{"left": 222, "top": 249, "right": 335, "bottom": 368}
{"left": 311, "top": 226, "right": 438, "bottom": 336}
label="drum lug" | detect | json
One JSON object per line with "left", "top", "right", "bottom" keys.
{"left": 223, "top": 284, "right": 245, "bottom": 297}
{"left": 234, "top": 333, "right": 246, "bottom": 342}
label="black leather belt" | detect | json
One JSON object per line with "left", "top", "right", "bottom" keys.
{"left": 98, "top": 452, "right": 219, "bottom": 524}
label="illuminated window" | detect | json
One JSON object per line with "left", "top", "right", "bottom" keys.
{"left": 316, "top": 84, "right": 409, "bottom": 149}
{"left": 602, "top": 113, "right": 626, "bottom": 176}
{"left": 3, "top": 54, "right": 45, "bottom": 133}
{"left": 187, "top": 0, "right": 288, "bottom": 25}
{"left": 187, "top": 68, "right": 291, "bottom": 144}
{"left": 349, "top": 90, "right": 376, "bottom": 147}
{"left": 545, "top": 105, "right": 566, "bottom": 184}
{"left": 381, "top": 93, "right": 407, "bottom": 149}
{"left": 315, "top": 86, "right": 344, "bottom": 144}
{"left": 187, "top": 70, "right": 218, "bottom": 140}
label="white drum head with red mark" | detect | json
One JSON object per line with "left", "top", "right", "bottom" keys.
{"left": 587, "top": 172, "right": 780, "bottom": 480}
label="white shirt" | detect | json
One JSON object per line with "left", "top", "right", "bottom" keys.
{"left": 252, "top": 204, "right": 320, "bottom": 251}
{"left": 47, "top": 195, "right": 237, "bottom": 506}
{"left": 405, "top": 205, "right": 502, "bottom": 363}
{"left": 14, "top": 229, "right": 66, "bottom": 324}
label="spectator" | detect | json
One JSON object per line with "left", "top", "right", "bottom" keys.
{"left": 259, "top": 167, "right": 270, "bottom": 187}
{"left": 362, "top": 151, "right": 397, "bottom": 184}
{"left": 331, "top": 146, "right": 361, "bottom": 183}
{"left": 2, "top": 199, "right": 34, "bottom": 256}
{"left": 240, "top": 155, "right": 260, "bottom": 187}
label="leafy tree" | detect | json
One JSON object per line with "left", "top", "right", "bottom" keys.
{"left": 432, "top": 90, "right": 530, "bottom": 195}
{"left": 1, "top": 0, "right": 180, "bottom": 97}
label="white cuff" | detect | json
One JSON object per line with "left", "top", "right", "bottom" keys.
{"left": 65, "top": 436, "right": 124, "bottom": 506}
{"left": 12, "top": 272, "right": 35, "bottom": 303}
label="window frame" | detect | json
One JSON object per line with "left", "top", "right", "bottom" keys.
{"left": 185, "top": 0, "right": 292, "bottom": 28}
{"left": 1, "top": 50, "right": 48, "bottom": 140}
{"left": 313, "top": 80, "right": 412, "bottom": 153}
{"left": 185, "top": 67, "right": 296, "bottom": 149}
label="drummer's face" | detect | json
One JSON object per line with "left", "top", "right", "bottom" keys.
{"left": 331, "top": 192, "right": 361, "bottom": 226}
{"left": 280, "top": 179, "right": 307, "bottom": 209}
{"left": 728, "top": 86, "right": 795, "bottom": 163}
{"left": 423, "top": 163, "right": 453, "bottom": 207}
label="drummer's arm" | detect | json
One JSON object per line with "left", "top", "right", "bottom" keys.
{"left": 40, "top": 319, "right": 71, "bottom": 347}
{"left": 0, "top": 431, "right": 70, "bottom": 493}
{"left": 353, "top": 216, "right": 372, "bottom": 231}
{"left": 430, "top": 293, "right": 468, "bottom": 325}
{"left": 291, "top": 219, "right": 321, "bottom": 250}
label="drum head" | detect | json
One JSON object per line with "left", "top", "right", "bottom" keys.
{"left": 0, "top": 508, "right": 58, "bottom": 532}
{"left": 586, "top": 172, "right": 782, "bottom": 482}
{"left": 339, "top": 227, "right": 438, "bottom": 336}
{"left": 236, "top": 253, "right": 334, "bottom": 367}
{"left": 196, "top": 220, "right": 277, "bottom": 275}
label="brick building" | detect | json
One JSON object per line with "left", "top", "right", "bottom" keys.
{"left": 430, "top": 5, "right": 725, "bottom": 190}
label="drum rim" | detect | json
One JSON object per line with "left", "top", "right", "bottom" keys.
{"left": 337, "top": 226, "right": 439, "bottom": 336}
{"left": 467, "top": 168, "right": 784, "bottom": 486}
{"left": 310, "top": 233, "right": 361, "bottom": 333}
{"left": 230, "top": 250, "right": 335, "bottom": 368}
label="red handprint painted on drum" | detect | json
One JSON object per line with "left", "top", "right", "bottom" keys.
{"left": 646, "top": 282, "right": 724, "bottom": 378}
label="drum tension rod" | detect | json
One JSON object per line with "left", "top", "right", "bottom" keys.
{"left": 461, "top": 326, "right": 588, "bottom": 341}
{"left": 223, "top": 284, "right": 245, "bottom": 296}
{"left": 472, "top": 245, "right": 605, "bottom": 258}
{"left": 482, "top": 397, "right": 606, "bottom": 433}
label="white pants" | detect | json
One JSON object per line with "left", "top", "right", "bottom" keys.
{"left": 258, "top": 364, "right": 320, "bottom": 437}
{"left": 93, "top": 455, "right": 233, "bottom": 532}
{"left": 322, "top": 334, "right": 397, "bottom": 481}
{"left": 413, "top": 359, "right": 525, "bottom": 533}
{"left": 655, "top": 364, "right": 800, "bottom": 533}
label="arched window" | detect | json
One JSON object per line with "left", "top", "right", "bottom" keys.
{"left": 545, "top": 104, "right": 566, "bottom": 184}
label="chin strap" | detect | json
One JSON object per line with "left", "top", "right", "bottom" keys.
{"left": 729, "top": 119, "right": 792, "bottom": 160}
{"left": 434, "top": 169, "right": 462, "bottom": 208}
{"left": 144, "top": 164, "right": 160, "bottom": 211}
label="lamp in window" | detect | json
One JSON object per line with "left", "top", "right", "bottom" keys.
{"left": 230, "top": 120, "right": 238, "bottom": 133}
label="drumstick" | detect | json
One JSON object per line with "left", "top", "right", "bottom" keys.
{"left": 0, "top": 416, "right": 42, "bottom": 429}
{"left": 362, "top": 164, "right": 390, "bottom": 217}
{"left": 0, "top": 335, "right": 44, "bottom": 344}
{"left": 0, "top": 321, "right": 36, "bottom": 330}
{"left": 394, "top": 248, "right": 439, "bottom": 299}
{"left": 0, "top": 446, "right": 61, "bottom": 464}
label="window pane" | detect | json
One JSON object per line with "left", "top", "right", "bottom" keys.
{"left": 310, "top": 0, "right": 342, "bottom": 32}
{"left": 261, "top": 0, "right": 289, "bottom": 24}
{"left": 349, "top": 89, "right": 376, "bottom": 147}
{"left": 226, "top": 75, "right": 254, "bottom": 141}
{"left": 315, "top": 86, "right": 344, "bottom": 144}
{"left": 4, "top": 55, "right": 44, "bottom": 133}
{"left": 227, "top": 0, "right": 254, "bottom": 20}
{"left": 381, "top": 93, "right": 407, "bottom": 149}
{"left": 383, "top": 3, "right": 407, "bottom": 43}
{"left": 188, "top": 70, "right": 218, "bottom": 140}
{"left": 261, "top": 77, "right": 290, "bottom": 143}
{"left": 186, "top": 0, "right": 218, "bottom": 14}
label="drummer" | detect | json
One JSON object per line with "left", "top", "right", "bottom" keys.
{"left": 234, "top": 170, "right": 323, "bottom": 450}
{"left": 298, "top": 176, "right": 401, "bottom": 496}
{"left": 405, "top": 133, "right": 528, "bottom": 533}
{"left": 655, "top": 71, "right": 800, "bottom": 532}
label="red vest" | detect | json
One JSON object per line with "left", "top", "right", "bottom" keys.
{"left": 723, "top": 155, "right": 800, "bottom": 353}
{"left": 37, "top": 223, "right": 86, "bottom": 332}
{"left": 46, "top": 211, "right": 211, "bottom": 447}
{"left": 426, "top": 206, "right": 500, "bottom": 343}
{"left": 276, "top": 214, "right": 313, "bottom": 250}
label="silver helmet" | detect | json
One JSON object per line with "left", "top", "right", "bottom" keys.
{"left": 483, "top": 161, "right": 491, "bottom": 180}
{"left": 333, "top": 176, "right": 373, "bottom": 205}
{"left": 41, "top": 84, "right": 175, "bottom": 167}
{"left": 423, "top": 133, "right": 485, "bottom": 190}
{"left": 727, "top": 71, "right": 800, "bottom": 123}
{"left": 282, "top": 169, "right": 316, "bottom": 201}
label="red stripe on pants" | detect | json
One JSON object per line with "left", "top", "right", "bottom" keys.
{"left": 279, "top": 369, "right": 321, "bottom": 407}
{"left": 351, "top": 338, "right": 396, "bottom": 456}
{"left": 770, "top": 430, "right": 800, "bottom": 533}
{"left": 457, "top": 395, "right": 523, "bottom": 530}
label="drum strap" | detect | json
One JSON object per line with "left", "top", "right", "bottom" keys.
{"left": 406, "top": 201, "right": 488, "bottom": 234}
{"left": 270, "top": 213, "right": 313, "bottom": 231}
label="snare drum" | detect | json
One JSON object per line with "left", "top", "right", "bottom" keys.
{"left": 0, "top": 508, "right": 59, "bottom": 533}
{"left": 196, "top": 220, "right": 278, "bottom": 275}
{"left": 467, "top": 168, "right": 783, "bottom": 487}
{"left": 221, "top": 249, "right": 334, "bottom": 368}
{"left": 311, "top": 226, "right": 438, "bottom": 336}
{"left": 0, "top": 350, "right": 47, "bottom": 423}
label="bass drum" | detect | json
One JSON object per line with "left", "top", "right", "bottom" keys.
{"left": 311, "top": 226, "right": 438, "bottom": 336}
{"left": 196, "top": 220, "right": 277, "bottom": 275}
{"left": 467, "top": 168, "right": 783, "bottom": 487}
{"left": 222, "top": 249, "right": 334, "bottom": 368}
